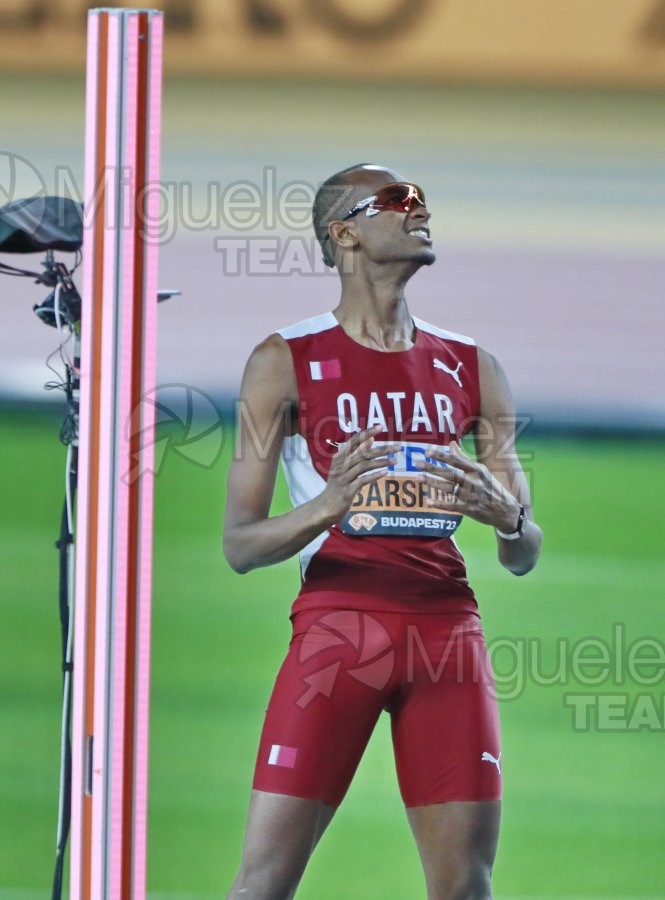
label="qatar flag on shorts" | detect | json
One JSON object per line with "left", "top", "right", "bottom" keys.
{"left": 268, "top": 744, "right": 298, "bottom": 768}
{"left": 309, "top": 359, "right": 341, "bottom": 381}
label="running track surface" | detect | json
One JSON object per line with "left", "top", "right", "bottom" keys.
{"left": 1, "top": 77, "right": 663, "bottom": 427}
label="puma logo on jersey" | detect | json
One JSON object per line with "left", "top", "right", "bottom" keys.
{"left": 481, "top": 751, "right": 502, "bottom": 774}
{"left": 433, "top": 358, "right": 463, "bottom": 388}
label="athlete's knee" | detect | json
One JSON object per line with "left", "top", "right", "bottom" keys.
{"left": 229, "top": 853, "right": 305, "bottom": 900}
{"left": 436, "top": 859, "right": 493, "bottom": 900}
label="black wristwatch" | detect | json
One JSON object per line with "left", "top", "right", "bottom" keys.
{"left": 496, "top": 504, "right": 527, "bottom": 541}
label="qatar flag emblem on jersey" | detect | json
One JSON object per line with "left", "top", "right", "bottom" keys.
{"left": 309, "top": 359, "right": 341, "bottom": 381}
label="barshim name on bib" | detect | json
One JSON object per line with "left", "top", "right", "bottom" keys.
{"left": 340, "top": 442, "right": 462, "bottom": 538}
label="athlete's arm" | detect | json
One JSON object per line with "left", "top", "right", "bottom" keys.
{"left": 472, "top": 346, "right": 542, "bottom": 574}
{"left": 416, "top": 347, "right": 542, "bottom": 575}
{"left": 223, "top": 334, "right": 394, "bottom": 574}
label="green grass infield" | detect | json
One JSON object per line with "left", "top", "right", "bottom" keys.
{"left": 1, "top": 410, "right": 664, "bottom": 898}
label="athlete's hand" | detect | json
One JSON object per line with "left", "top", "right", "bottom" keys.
{"left": 415, "top": 440, "right": 521, "bottom": 533}
{"left": 319, "top": 426, "right": 400, "bottom": 523}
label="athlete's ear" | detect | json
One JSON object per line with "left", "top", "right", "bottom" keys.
{"left": 328, "top": 219, "right": 359, "bottom": 254}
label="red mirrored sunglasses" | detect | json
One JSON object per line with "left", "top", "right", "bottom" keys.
{"left": 342, "top": 182, "right": 426, "bottom": 220}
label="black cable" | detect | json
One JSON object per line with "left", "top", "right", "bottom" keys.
{"left": 51, "top": 490, "right": 74, "bottom": 900}
{"left": 48, "top": 294, "right": 79, "bottom": 900}
{"left": 0, "top": 260, "right": 46, "bottom": 279}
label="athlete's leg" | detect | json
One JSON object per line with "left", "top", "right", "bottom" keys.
{"left": 227, "top": 789, "right": 335, "bottom": 900}
{"left": 228, "top": 607, "right": 396, "bottom": 898}
{"left": 391, "top": 615, "right": 503, "bottom": 899}
{"left": 406, "top": 800, "right": 501, "bottom": 900}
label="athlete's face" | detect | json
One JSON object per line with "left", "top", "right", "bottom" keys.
{"left": 341, "top": 169, "right": 435, "bottom": 270}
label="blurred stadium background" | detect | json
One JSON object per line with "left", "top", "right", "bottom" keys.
{"left": 1, "top": 1, "right": 664, "bottom": 898}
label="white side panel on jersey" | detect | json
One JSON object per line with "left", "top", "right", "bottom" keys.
{"left": 281, "top": 433, "right": 330, "bottom": 576}
{"left": 413, "top": 316, "right": 476, "bottom": 347}
{"left": 277, "top": 311, "right": 338, "bottom": 340}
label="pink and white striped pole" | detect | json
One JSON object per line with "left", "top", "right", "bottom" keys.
{"left": 70, "top": 9, "right": 163, "bottom": 899}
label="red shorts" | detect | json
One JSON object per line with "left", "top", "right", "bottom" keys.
{"left": 252, "top": 605, "right": 501, "bottom": 808}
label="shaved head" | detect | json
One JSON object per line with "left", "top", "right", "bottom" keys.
{"left": 312, "top": 163, "right": 401, "bottom": 268}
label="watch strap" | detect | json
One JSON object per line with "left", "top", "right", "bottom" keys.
{"left": 496, "top": 504, "right": 527, "bottom": 540}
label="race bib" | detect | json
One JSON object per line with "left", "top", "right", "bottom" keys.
{"left": 340, "top": 442, "right": 462, "bottom": 538}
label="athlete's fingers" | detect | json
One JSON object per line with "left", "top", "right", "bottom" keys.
{"left": 344, "top": 453, "right": 395, "bottom": 482}
{"left": 419, "top": 470, "right": 457, "bottom": 488}
{"left": 341, "top": 443, "right": 400, "bottom": 473}
{"left": 343, "top": 425, "right": 382, "bottom": 454}
{"left": 413, "top": 459, "right": 465, "bottom": 483}
{"left": 422, "top": 481, "right": 465, "bottom": 511}
{"left": 339, "top": 430, "right": 401, "bottom": 456}
{"left": 353, "top": 466, "right": 389, "bottom": 488}
{"left": 329, "top": 441, "right": 395, "bottom": 477}
{"left": 349, "top": 441, "right": 400, "bottom": 464}
{"left": 428, "top": 441, "right": 477, "bottom": 472}
{"left": 425, "top": 492, "right": 460, "bottom": 509}
{"left": 420, "top": 476, "right": 461, "bottom": 501}
{"left": 425, "top": 487, "right": 456, "bottom": 505}
{"left": 332, "top": 439, "right": 398, "bottom": 468}
{"left": 335, "top": 433, "right": 381, "bottom": 465}
{"left": 329, "top": 429, "right": 376, "bottom": 462}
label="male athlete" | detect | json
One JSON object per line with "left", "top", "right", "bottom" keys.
{"left": 223, "top": 164, "right": 542, "bottom": 899}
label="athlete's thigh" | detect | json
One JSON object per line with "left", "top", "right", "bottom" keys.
{"left": 236, "top": 789, "right": 336, "bottom": 872}
{"left": 391, "top": 616, "right": 502, "bottom": 806}
{"left": 252, "top": 608, "right": 389, "bottom": 808}
{"left": 406, "top": 800, "right": 501, "bottom": 896}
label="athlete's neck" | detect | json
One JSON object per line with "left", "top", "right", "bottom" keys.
{"left": 333, "top": 252, "right": 425, "bottom": 351}
{"left": 334, "top": 285, "right": 415, "bottom": 352}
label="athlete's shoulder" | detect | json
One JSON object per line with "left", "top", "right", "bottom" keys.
{"left": 412, "top": 316, "right": 476, "bottom": 347}
{"left": 242, "top": 332, "right": 294, "bottom": 390}
{"left": 476, "top": 344, "right": 512, "bottom": 395}
{"left": 276, "top": 311, "right": 338, "bottom": 340}
{"left": 475, "top": 344, "right": 514, "bottom": 386}
{"left": 239, "top": 334, "right": 299, "bottom": 416}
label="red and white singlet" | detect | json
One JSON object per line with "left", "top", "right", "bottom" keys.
{"left": 277, "top": 311, "right": 482, "bottom": 616}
